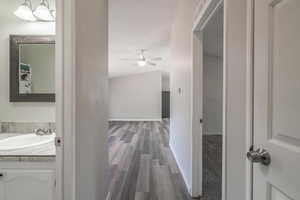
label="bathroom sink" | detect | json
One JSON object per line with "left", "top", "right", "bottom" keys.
{"left": 0, "top": 134, "right": 55, "bottom": 151}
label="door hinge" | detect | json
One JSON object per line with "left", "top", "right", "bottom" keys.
{"left": 55, "top": 136, "right": 62, "bottom": 147}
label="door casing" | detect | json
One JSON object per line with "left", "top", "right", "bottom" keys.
{"left": 246, "top": 0, "right": 255, "bottom": 200}
{"left": 192, "top": 0, "right": 224, "bottom": 197}
{"left": 192, "top": 0, "right": 252, "bottom": 199}
{"left": 55, "top": 0, "right": 76, "bottom": 199}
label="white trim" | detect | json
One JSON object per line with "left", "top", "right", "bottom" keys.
{"left": 55, "top": 0, "right": 63, "bottom": 199}
{"left": 56, "top": 0, "right": 76, "bottom": 199}
{"left": 193, "top": 0, "right": 223, "bottom": 31}
{"left": 169, "top": 143, "right": 191, "bottom": 195}
{"left": 246, "top": 0, "right": 254, "bottom": 200}
{"left": 203, "top": 132, "right": 223, "bottom": 135}
{"left": 109, "top": 118, "right": 162, "bottom": 122}
{"left": 191, "top": 0, "right": 223, "bottom": 198}
{"left": 222, "top": 2, "right": 227, "bottom": 197}
{"left": 191, "top": 30, "right": 203, "bottom": 197}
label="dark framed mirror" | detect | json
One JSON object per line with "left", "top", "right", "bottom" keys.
{"left": 10, "top": 35, "right": 55, "bottom": 102}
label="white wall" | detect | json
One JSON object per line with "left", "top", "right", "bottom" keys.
{"left": 109, "top": 71, "right": 162, "bottom": 121}
{"left": 203, "top": 55, "right": 223, "bottom": 135}
{"left": 75, "top": 0, "right": 109, "bottom": 199}
{"left": 223, "top": 0, "right": 248, "bottom": 199}
{"left": 0, "top": 0, "right": 55, "bottom": 122}
{"left": 169, "top": 0, "right": 199, "bottom": 192}
{"left": 162, "top": 75, "right": 170, "bottom": 91}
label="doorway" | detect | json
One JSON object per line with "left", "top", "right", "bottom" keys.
{"left": 202, "top": 5, "right": 223, "bottom": 200}
{"left": 0, "top": 1, "right": 58, "bottom": 200}
{"left": 106, "top": 0, "right": 190, "bottom": 199}
{"left": 192, "top": 1, "right": 224, "bottom": 199}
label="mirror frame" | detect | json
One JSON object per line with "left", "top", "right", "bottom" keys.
{"left": 10, "top": 35, "right": 55, "bottom": 102}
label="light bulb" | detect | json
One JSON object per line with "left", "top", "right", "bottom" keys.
{"left": 14, "top": 3, "right": 36, "bottom": 22}
{"left": 51, "top": 10, "right": 56, "bottom": 19}
{"left": 137, "top": 60, "right": 147, "bottom": 67}
{"left": 33, "top": 2, "right": 54, "bottom": 21}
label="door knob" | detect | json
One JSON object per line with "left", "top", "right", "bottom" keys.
{"left": 247, "top": 145, "right": 271, "bottom": 166}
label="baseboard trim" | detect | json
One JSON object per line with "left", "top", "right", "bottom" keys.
{"left": 109, "top": 118, "right": 162, "bottom": 122}
{"left": 203, "top": 131, "right": 222, "bottom": 135}
{"left": 169, "top": 143, "right": 192, "bottom": 196}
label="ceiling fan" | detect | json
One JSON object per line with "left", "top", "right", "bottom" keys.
{"left": 120, "top": 49, "right": 162, "bottom": 67}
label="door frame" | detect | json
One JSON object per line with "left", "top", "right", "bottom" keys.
{"left": 246, "top": 0, "right": 255, "bottom": 200}
{"left": 55, "top": 0, "right": 253, "bottom": 199}
{"left": 55, "top": 0, "right": 76, "bottom": 199}
{"left": 192, "top": 0, "right": 253, "bottom": 199}
{"left": 191, "top": 0, "right": 223, "bottom": 197}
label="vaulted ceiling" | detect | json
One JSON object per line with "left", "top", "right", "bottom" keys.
{"left": 108, "top": 0, "right": 177, "bottom": 77}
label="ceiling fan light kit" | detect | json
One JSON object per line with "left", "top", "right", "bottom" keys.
{"left": 121, "top": 49, "right": 162, "bottom": 67}
{"left": 137, "top": 60, "right": 147, "bottom": 67}
{"left": 15, "top": 0, "right": 55, "bottom": 22}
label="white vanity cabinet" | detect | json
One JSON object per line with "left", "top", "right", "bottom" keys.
{"left": 0, "top": 160, "right": 55, "bottom": 200}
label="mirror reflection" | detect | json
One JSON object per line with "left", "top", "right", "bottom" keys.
{"left": 19, "top": 44, "right": 55, "bottom": 94}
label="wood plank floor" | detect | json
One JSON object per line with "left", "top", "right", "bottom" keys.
{"left": 107, "top": 120, "right": 194, "bottom": 200}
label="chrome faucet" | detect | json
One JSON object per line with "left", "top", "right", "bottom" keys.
{"left": 34, "top": 128, "right": 53, "bottom": 136}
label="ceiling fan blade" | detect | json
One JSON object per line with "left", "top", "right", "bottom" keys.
{"left": 148, "top": 62, "right": 157, "bottom": 66}
{"left": 150, "top": 57, "right": 163, "bottom": 61}
{"left": 120, "top": 58, "right": 137, "bottom": 61}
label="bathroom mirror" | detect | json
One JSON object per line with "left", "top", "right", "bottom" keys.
{"left": 10, "top": 35, "right": 55, "bottom": 102}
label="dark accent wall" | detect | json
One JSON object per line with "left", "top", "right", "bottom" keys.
{"left": 162, "top": 91, "right": 170, "bottom": 118}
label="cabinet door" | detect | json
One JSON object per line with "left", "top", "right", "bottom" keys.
{"left": 0, "top": 170, "right": 55, "bottom": 200}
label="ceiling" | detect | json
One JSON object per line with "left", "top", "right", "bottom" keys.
{"left": 203, "top": 5, "right": 223, "bottom": 57}
{"left": 108, "top": 0, "right": 177, "bottom": 77}
{"left": 6, "top": 0, "right": 221, "bottom": 77}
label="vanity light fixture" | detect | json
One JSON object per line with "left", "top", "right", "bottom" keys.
{"left": 14, "top": 0, "right": 55, "bottom": 22}
{"left": 33, "top": 0, "right": 54, "bottom": 21}
{"left": 51, "top": 10, "right": 56, "bottom": 19}
{"left": 14, "top": 0, "right": 36, "bottom": 22}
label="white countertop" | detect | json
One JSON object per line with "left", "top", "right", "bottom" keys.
{"left": 0, "top": 134, "right": 56, "bottom": 160}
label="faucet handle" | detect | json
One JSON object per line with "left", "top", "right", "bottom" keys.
{"left": 34, "top": 128, "right": 41, "bottom": 133}
{"left": 34, "top": 128, "right": 45, "bottom": 135}
{"left": 34, "top": 128, "right": 54, "bottom": 135}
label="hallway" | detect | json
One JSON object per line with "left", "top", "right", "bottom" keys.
{"left": 107, "top": 121, "right": 192, "bottom": 200}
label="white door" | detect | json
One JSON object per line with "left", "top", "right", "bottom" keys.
{"left": 252, "top": 0, "right": 300, "bottom": 199}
